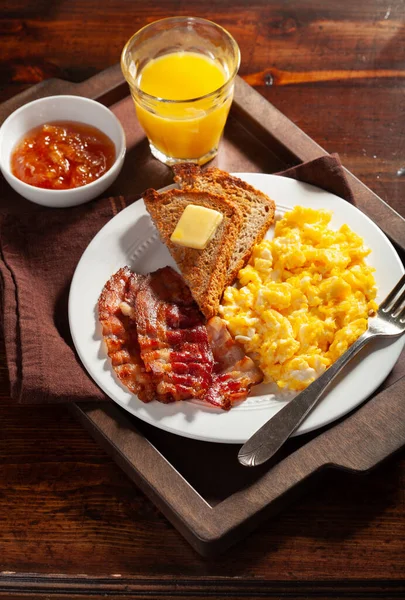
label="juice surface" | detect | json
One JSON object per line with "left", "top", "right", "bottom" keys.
{"left": 134, "top": 51, "right": 232, "bottom": 162}
{"left": 138, "top": 52, "right": 227, "bottom": 100}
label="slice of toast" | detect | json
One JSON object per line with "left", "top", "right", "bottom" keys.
{"left": 143, "top": 188, "right": 243, "bottom": 319}
{"left": 172, "top": 164, "right": 276, "bottom": 285}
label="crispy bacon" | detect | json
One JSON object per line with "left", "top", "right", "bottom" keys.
{"left": 99, "top": 267, "right": 263, "bottom": 410}
{"left": 204, "top": 316, "right": 263, "bottom": 410}
{"left": 134, "top": 267, "right": 214, "bottom": 402}
{"left": 98, "top": 267, "right": 155, "bottom": 402}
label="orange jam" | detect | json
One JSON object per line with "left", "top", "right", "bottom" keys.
{"left": 11, "top": 121, "right": 116, "bottom": 190}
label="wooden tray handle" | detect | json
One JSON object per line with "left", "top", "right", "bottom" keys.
{"left": 315, "top": 375, "right": 405, "bottom": 473}
{"left": 0, "top": 64, "right": 125, "bottom": 125}
{"left": 73, "top": 64, "right": 126, "bottom": 104}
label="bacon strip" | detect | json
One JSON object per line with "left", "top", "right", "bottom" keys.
{"left": 99, "top": 268, "right": 263, "bottom": 410}
{"left": 204, "top": 316, "right": 263, "bottom": 410}
{"left": 98, "top": 267, "right": 155, "bottom": 402}
{"left": 134, "top": 267, "right": 214, "bottom": 402}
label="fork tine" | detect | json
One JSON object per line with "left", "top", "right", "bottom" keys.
{"left": 390, "top": 285, "right": 405, "bottom": 316}
{"left": 380, "top": 274, "right": 405, "bottom": 313}
{"left": 392, "top": 295, "right": 405, "bottom": 317}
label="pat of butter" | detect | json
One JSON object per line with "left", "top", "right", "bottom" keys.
{"left": 170, "top": 205, "right": 223, "bottom": 250}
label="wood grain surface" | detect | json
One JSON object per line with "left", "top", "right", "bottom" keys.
{"left": 1, "top": 0, "right": 405, "bottom": 598}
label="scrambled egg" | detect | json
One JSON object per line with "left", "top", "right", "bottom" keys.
{"left": 219, "top": 206, "right": 378, "bottom": 391}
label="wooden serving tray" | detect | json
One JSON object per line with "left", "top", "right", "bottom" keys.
{"left": 1, "top": 65, "right": 405, "bottom": 557}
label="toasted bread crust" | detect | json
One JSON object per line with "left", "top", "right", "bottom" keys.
{"left": 143, "top": 188, "right": 243, "bottom": 319}
{"left": 171, "top": 163, "right": 201, "bottom": 186}
{"left": 173, "top": 165, "right": 276, "bottom": 285}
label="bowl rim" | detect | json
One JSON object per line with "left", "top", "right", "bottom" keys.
{"left": 0, "top": 94, "right": 126, "bottom": 196}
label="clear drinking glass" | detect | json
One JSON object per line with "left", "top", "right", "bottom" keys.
{"left": 121, "top": 17, "right": 240, "bottom": 166}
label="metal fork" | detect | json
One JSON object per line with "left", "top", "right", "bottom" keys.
{"left": 238, "top": 274, "right": 405, "bottom": 467}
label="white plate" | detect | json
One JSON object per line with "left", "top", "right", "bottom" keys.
{"left": 68, "top": 174, "right": 405, "bottom": 444}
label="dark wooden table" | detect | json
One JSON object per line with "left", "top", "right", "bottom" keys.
{"left": 1, "top": 1, "right": 404, "bottom": 598}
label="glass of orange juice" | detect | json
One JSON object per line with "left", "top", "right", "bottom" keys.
{"left": 121, "top": 17, "right": 240, "bottom": 166}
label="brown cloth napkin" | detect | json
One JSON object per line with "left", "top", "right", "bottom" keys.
{"left": 0, "top": 153, "right": 354, "bottom": 404}
{"left": 278, "top": 153, "right": 354, "bottom": 204}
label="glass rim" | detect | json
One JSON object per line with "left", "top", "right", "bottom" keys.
{"left": 120, "top": 16, "right": 241, "bottom": 105}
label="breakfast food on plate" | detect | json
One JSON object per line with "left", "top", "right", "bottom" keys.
{"left": 172, "top": 164, "right": 276, "bottom": 285}
{"left": 98, "top": 266, "right": 155, "bottom": 402}
{"left": 134, "top": 266, "right": 213, "bottom": 403}
{"left": 98, "top": 265, "right": 262, "bottom": 409}
{"left": 220, "top": 206, "right": 378, "bottom": 392}
{"left": 170, "top": 204, "right": 224, "bottom": 250}
{"left": 144, "top": 167, "right": 276, "bottom": 318}
{"left": 204, "top": 316, "right": 263, "bottom": 409}
{"left": 99, "top": 166, "right": 379, "bottom": 412}
{"left": 143, "top": 188, "right": 244, "bottom": 319}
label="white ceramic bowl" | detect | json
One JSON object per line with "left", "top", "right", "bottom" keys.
{"left": 0, "top": 95, "right": 126, "bottom": 207}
